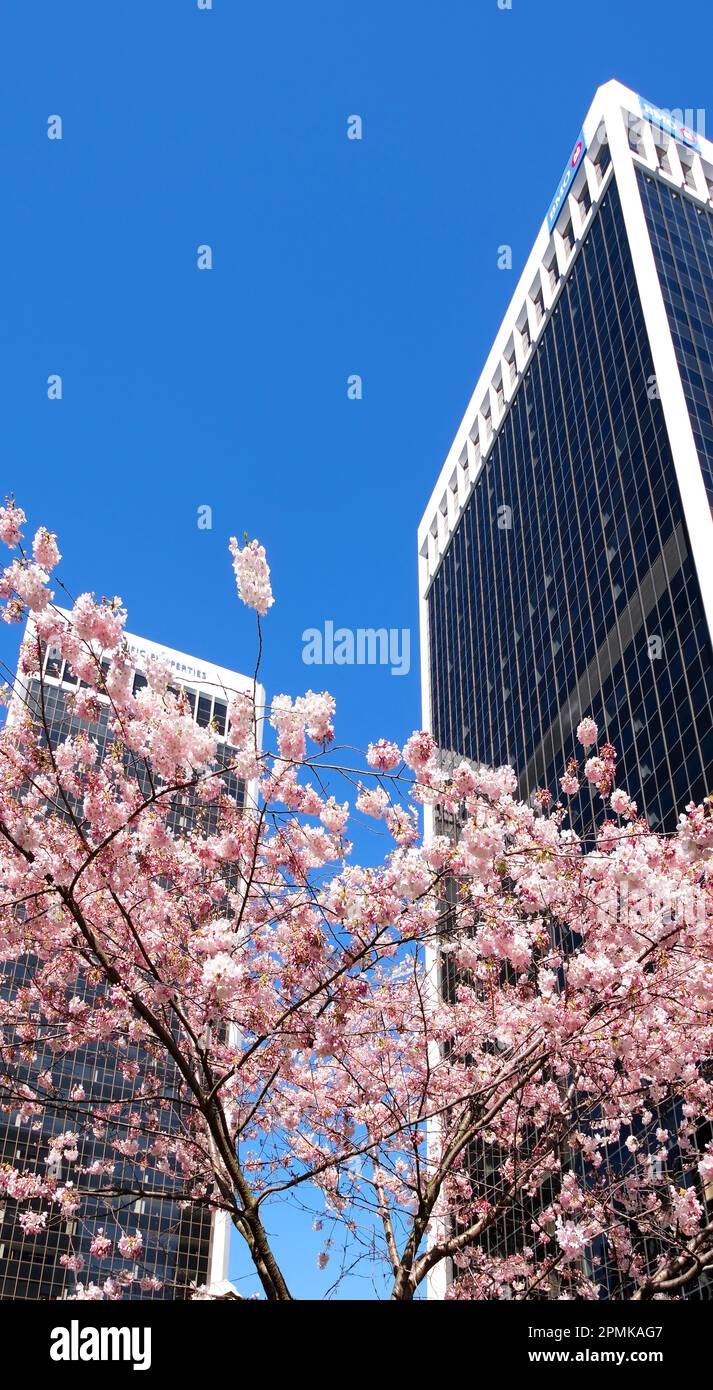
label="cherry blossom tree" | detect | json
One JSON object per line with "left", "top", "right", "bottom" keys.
{"left": 1, "top": 496, "right": 712, "bottom": 1301}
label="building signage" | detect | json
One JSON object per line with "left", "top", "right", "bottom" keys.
{"left": 547, "top": 129, "right": 587, "bottom": 232}
{"left": 127, "top": 641, "right": 208, "bottom": 683}
{"left": 638, "top": 95, "right": 700, "bottom": 151}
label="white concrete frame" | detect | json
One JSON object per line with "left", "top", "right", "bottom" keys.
{"left": 419, "top": 80, "right": 713, "bottom": 1299}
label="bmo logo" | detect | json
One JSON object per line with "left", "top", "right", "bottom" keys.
{"left": 547, "top": 128, "right": 587, "bottom": 231}
{"left": 639, "top": 96, "right": 701, "bottom": 151}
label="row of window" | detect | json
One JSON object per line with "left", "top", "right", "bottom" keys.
{"left": 41, "top": 649, "right": 234, "bottom": 737}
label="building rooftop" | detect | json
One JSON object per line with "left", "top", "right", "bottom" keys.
{"left": 417, "top": 80, "right": 713, "bottom": 587}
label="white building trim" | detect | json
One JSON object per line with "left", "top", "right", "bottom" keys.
{"left": 207, "top": 1208, "right": 231, "bottom": 1286}
{"left": 602, "top": 94, "right": 713, "bottom": 649}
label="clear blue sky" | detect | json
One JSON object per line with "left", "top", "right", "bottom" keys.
{"left": 1, "top": 0, "right": 711, "bottom": 1297}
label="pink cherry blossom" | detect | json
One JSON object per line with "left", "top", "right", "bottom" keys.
{"left": 300, "top": 690, "right": 335, "bottom": 745}
{"left": 1, "top": 501, "right": 712, "bottom": 1304}
{"left": 576, "top": 716, "right": 598, "bottom": 748}
{"left": 18, "top": 1210, "right": 48, "bottom": 1235}
{"left": 698, "top": 1149, "right": 713, "bottom": 1184}
{"left": 32, "top": 526, "right": 61, "bottom": 570}
{"left": 584, "top": 756, "right": 607, "bottom": 788}
{"left": 355, "top": 784, "right": 390, "bottom": 818}
{"left": 610, "top": 788, "right": 637, "bottom": 819}
{"left": 229, "top": 536, "right": 274, "bottom": 616}
{"left": 201, "top": 951, "right": 243, "bottom": 1002}
{"left": 0, "top": 500, "right": 26, "bottom": 547}
{"left": 71, "top": 592, "right": 126, "bottom": 648}
{"left": 367, "top": 739, "right": 401, "bottom": 772}
{"left": 60, "top": 1253, "right": 85, "bottom": 1273}
{"left": 1, "top": 559, "right": 52, "bottom": 613}
{"left": 402, "top": 729, "right": 436, "bottom": 771}
{"left": 227, "top": 691, "right": 254, "bottom": 748}
{"left": 90, "top": 1229, "right": 113, "bottom": 1259}
{"left": 669, "top": 1186, "right": 703, "bottom": 1237}
{"left": 555, "top": 1218, "right": 591, "bottom": 1262}
{"left": 319, "top": 796, "right": 349, "bottom": 833}
{"left": 117, "top": 1231, "right": 144, "bottom": 1259}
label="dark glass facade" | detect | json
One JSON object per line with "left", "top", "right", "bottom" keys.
{"left": 428, "top": 162, "right": 713, "bottom": 1296}
{"left": 639, "top": 170, "right": 713, "bottom": 513}
{"left": 0, "top": 650, "right": 244, "bottom": 1299}
{"left": 428, "top": 176, "right": 713, "bottom": 837}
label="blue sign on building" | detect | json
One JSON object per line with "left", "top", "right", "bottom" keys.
{"left": 638, "top": 95, "right": 701, "bottom": 151}
{"left": 546, "top": 129, "right": 587, "bottom": 232}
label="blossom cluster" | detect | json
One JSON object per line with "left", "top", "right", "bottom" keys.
{"left": 0, "top": 508, "right": 712, "bottom": 1302}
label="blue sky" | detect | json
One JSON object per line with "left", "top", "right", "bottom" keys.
{"left": 1, "top": 0, "right": 711, "bottom": 1297}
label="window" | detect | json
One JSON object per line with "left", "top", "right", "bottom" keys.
{"left": 579, "top": 180, "right": 591, "bottom": 216}
{"left": 679, "top": 155, "right": 696, "bottom": 190}
{"left": 196, "top": 694, "right": 212, "bottom": 728}
{"left": 654, "top": 133, "right": 672, "bottom": 175}
{"left": 212, "top": 699, "right": 227, "bottom": 735}
{"left": 44, "top": 647, "right": 62, "bottom": 679}
{"left": 594, "top": 139, "right": 611, "bottom": 179}
{"left": 561, "top": 220, "right": 574, "bottom": 256}
{"left": 699, "top": 163, "right": 713, "bottom": 201}
{"left": 627, "top": 118, "right": 645, "bottom": 155}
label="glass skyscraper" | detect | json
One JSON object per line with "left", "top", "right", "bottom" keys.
{"left": 419, "top": 81, "right": 713, "bottom": 1297}
{"left": 419, "top": 81, "right": 713, "bottom": 841}
{"left": 0, "top": 619, "right": 260, "bottom": 1299}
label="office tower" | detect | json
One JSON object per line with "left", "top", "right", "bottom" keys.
{"left": 419, "top": 81, "right": 713, "bottom": 839}
{"left": 419, "top": 81, "right": 713, "bottom": 1297}
{"left": 0, "top": 618, "right": 262, "bottom": 1299}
